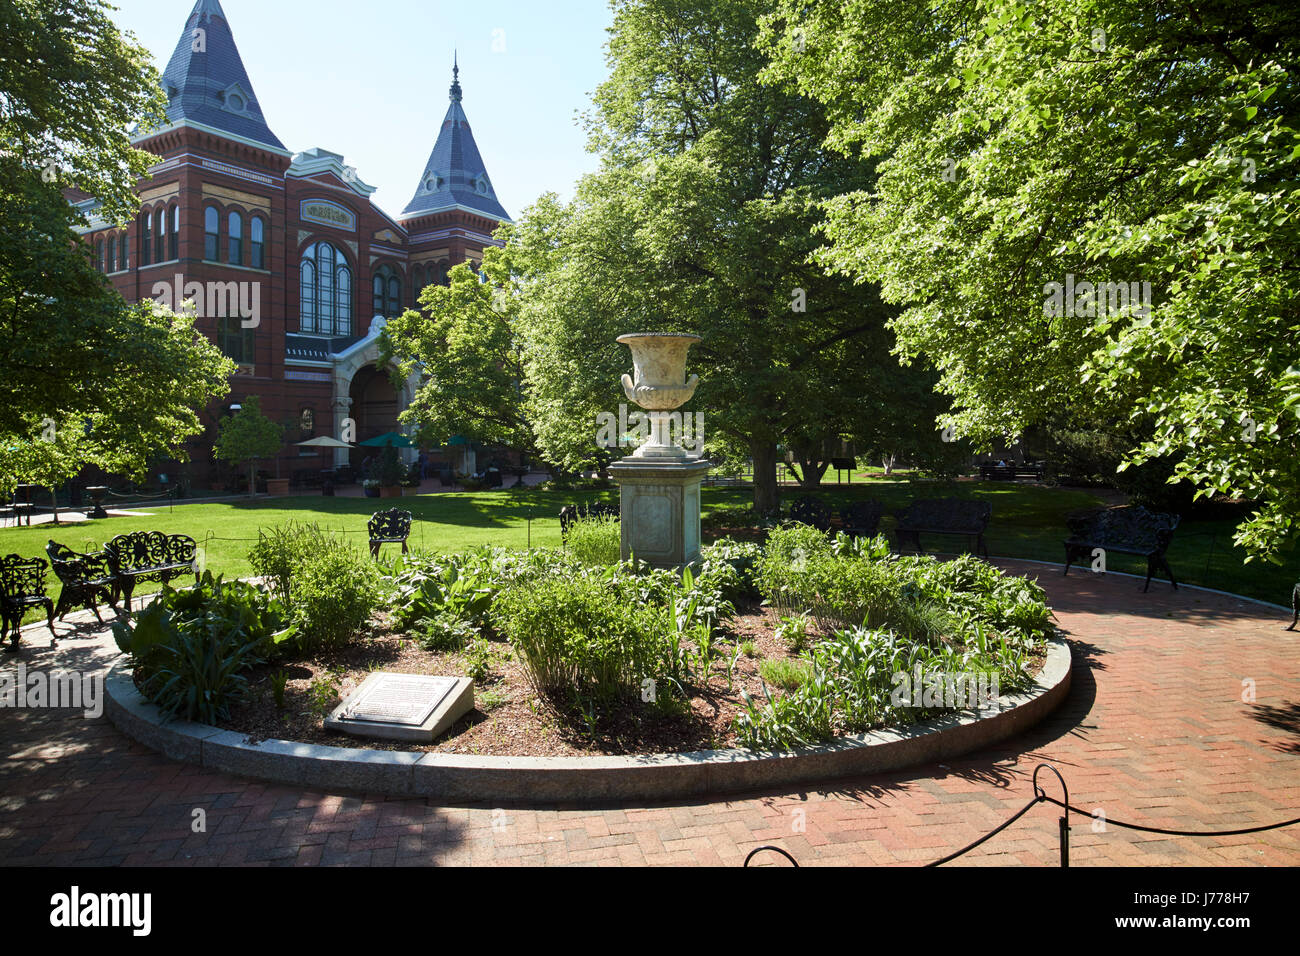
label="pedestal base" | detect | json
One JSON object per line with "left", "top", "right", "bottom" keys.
{"left": 608, "top": 457, "right": 711, "bottom": 569}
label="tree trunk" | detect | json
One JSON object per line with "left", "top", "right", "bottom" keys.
{"left": 50, "top": 488, "right": 59, "bottom": 526}
{"left": 751, "top": 439, "right": 780, "bottom": 516}
{"left": 797, "top": 456, "right": 828, "bottom": 490}
{"left": 248, "top": 462, "right": 257, "bottom": 498}
{"left": 883, "top": 453, "right": 896, "bottom": 476}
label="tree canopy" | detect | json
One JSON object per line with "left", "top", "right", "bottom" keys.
{"left": 761, "top": 0, "right": 1300, "bottom": 558}
{"left": 0, "top": 0, "right": 233, "bottom": 493}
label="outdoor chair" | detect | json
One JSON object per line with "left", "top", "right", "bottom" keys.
{"left": 0, "top": 554, "right": 56, "bottom": 650}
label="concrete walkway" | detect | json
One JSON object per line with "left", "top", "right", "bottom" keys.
{"left": 1, "top": 561, "right": 1296, "bottom": 866}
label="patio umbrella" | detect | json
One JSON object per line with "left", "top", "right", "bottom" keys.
{"left": 358, "top": 432, "right": 414, "bottom": 448}
{"left": 295, "top": 436, "right": 354, "bottom": 448}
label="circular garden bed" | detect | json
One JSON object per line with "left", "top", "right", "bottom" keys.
{"left": 115, "top": 520, "right": 1057, "bottom": 761}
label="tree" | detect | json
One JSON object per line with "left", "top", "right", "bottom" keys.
{"left": 0, "top": 0, "right": 234, "bottom": 487}
{"left": 761, "top": 0, "right": 1300, "bottom": 558}
{"left": 502, "top": 0, "right": 945, "bottom": 513}
{"left": 214, "top": 397, "right": 283, "bottom": 497}
{"left": 382, "top": 257, "right": 540, "bottom": 460}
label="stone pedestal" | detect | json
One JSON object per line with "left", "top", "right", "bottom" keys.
{"left": 609, "top": 457, "right": 711, "bottom": 568}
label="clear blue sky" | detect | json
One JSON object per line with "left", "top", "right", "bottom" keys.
{"left": 109, "top": 0, "right": 614, "bottom": 220}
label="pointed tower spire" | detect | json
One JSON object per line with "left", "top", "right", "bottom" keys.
{"left": 158, "top": 0, "right": 285, "bottom": 151}
{"left": 401, "top": 62, "right": 510, "bottom": 222}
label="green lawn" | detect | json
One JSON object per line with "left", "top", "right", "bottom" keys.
{"left": 3, "top": 481, "right": 1294, "bottom": 627}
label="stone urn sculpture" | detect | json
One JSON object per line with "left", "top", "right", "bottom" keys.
{"left": 617, "top": 333, "right": 701, "bottom": 458}
{"left": 608, "top": 333, "right": 711, "bottom": 568}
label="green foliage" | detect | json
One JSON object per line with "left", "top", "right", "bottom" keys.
{"left": 375, "top": 442, "right": 406, "bottom": 487}
{"left": 565, "top": 516, "right": 622, "bottom": 566}
{"left": 112, "top": 572, "right": 296, "bottom": 723}
{"left": 214, "top": 397, "right": 283, "bottom": 493}
{"left": 761, "top": 0, "right": 1300, "bottom": 559}
{"left": 699, "top": 538, "right": 763, "bottom": 602}
{"left": 249, "top": 521, "right": 325, "bottom": 605}
{"left": 758, "top": 657, "right": 812, "bottom": 691}
{"left": 289, "top": 537, "right": 381, "bottom": 651}
{"left": 270, "top": 669, "right": 288, "bottom": 711}
{"left": 248, "top": 523, "right": 381, "bottom": 652}
{"left": 492, "top": 572, "right": 672, "bottom": 707}
{"left": 774, "top": 612, "right": 814, "bottom": 653}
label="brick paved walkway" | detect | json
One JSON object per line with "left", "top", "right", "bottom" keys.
{"left": 1, "top": 561, "right": 1297, "bottom": 866}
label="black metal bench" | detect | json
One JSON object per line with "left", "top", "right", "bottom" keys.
{"left": 788, "top": 496, "right": 831, "bottom": 532}
{"left": 46, "top": 541, "right": 118, "bottom": 623}
{"left": 894, "top": 499, "right": 991, "bottom": 557}
{"left": 369, "top": 509, "right": 412, "bottom": 559}
{"left": 559, "top": 503, "right": 619, "bottom": 541}
{"left": 0, "top": 554, "right": 56, "bottom": 650}
{"left": 1063, "top": 505, "right": 1180, "bottom": 592}
{"left": 840, "top": 500, "right": 883, "bottom": 538}
{"left": 103, "top": 532, "right": 200, "bottom": 611}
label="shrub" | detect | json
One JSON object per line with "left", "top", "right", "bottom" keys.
{"left": 291, "top": 535, "right": 381, "bottom": 651}
{"left": 493, "top": 573, "right": 670, "bottom": 707}
{"left": 249, "top": 521, "right": 326, "bottom": 604}
{"left": 565, "top": 516, "right": 621, "bottom": 566}
{"left": 112, "top": 572, "right": 296, "bottom": 723}
{"left": 700, "top": 538, "right": 763, "bottom": 602}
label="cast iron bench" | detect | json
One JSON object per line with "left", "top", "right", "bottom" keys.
{"left": 369, "top": 509, "right": 412, "bottom": 559}
{"left": 894, "top": 499, "right": 991, "bottom": 557}
{"left": 0, "top": 554, "right": 56, "bottom": 650}
{"left": 103, "top": 532, "right": 201, "bottom": 611}
{"left": 1063, "top": 505, "right": 1180, "bottom": 592}
{"left": 46, "top": 541, "right": 119, "bottom": 623}
{"left": 788, "top": 496, "right": 831, "bottom": 532}
{"left": 840, "top": 500, "right": 884, "bottom": 538}
{"left": 559, "top": 503, "right": 619, "bottom": 541}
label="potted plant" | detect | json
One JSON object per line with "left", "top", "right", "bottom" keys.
{"left": 377, "top": 442, "right": 405, "bottom": 498}
{"left": 362, "top": 478, "right": 381, "bottom": 498}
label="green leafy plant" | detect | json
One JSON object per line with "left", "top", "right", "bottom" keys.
{"left": 758, "top": 657, "right": 812, "bottom": 691}
{"left": 565, "top": 515, "right": 621, "bottom": 566}
{"left": 270, "top": 669, "right": 288, "bottom": 711}
{"left": 112, "top": 572, "right": 296, "bottom": 723}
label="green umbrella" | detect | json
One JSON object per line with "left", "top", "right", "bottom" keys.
{"left": 358, "top": 432, "right": 414, "bottom": 448}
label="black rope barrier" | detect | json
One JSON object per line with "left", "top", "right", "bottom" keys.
{"left": 744, "top": 846, "right": 800, "bottom": 867}
{"left": 744, "top": 763, "right": 1300, "bottom": 868}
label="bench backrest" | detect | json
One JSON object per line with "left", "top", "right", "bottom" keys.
{"left": 369, "top": 509, "right": 413, "bottom": 540}
{"left": 0, "top": 554, "right": 47, "bottom": 599}
{"left": 897, "top": 498, "right": 992, "bottom": 533}
{"left": 559, "top": 503, "right": 620, "bottom": 534}
{"left": 789, "top": 496, "right": 831, "bottom": 530}
{"left": 46, "top": 541, "right": 111, "bottom": 585}
{"left": 1066, "top": 506, "right": 1180, "bottom": 552}
{"left": 104, "top": 532, "right": 198, "bottom": 573}
{"left": 841, "top": 500, "right": 884, "bottom": 532}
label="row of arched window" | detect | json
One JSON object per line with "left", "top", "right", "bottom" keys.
{"left": 205, "top": 205, "right": 266, "bottom": 269}
{"left": 93, "top": 231, "right": 130, "bottom": 273}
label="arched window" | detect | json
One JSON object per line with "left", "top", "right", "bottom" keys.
{"left": 228, "top": 211, "right": 243, "bottom": 265}
{"left": 120, "top": 231, "right": 129, "bottom": 270}
{"left": 95, "top": 237, "right": 104, "bottom": 272}
{"left": 300, "top": 241, "right": 352, "bottom": 335}
{"left": 250, "top": 217, "right": 265, "bottom": 269}
{"left": 154, "top": 207, "right": 165, "bottom": 263}
{"left": 106, "top": 236, "right": 116, "bottom": 273}
{"left": 437, "top": 260, "right": 450, "bottom": 286}
{"left": 169, "top": 205, "right": 179, "bottom": 260}
{"left": 372, "top": 264, "right": 402, "bottom": 316}
{"left": 139, "top": 213, "right": 152, "bottom": 266}
{"left": 204, "top": 206, "right": 220, "bottom": 261}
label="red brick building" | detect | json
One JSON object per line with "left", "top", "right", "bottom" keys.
{"left": 76, "top": 0, "right": 511, "bottom": 490}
